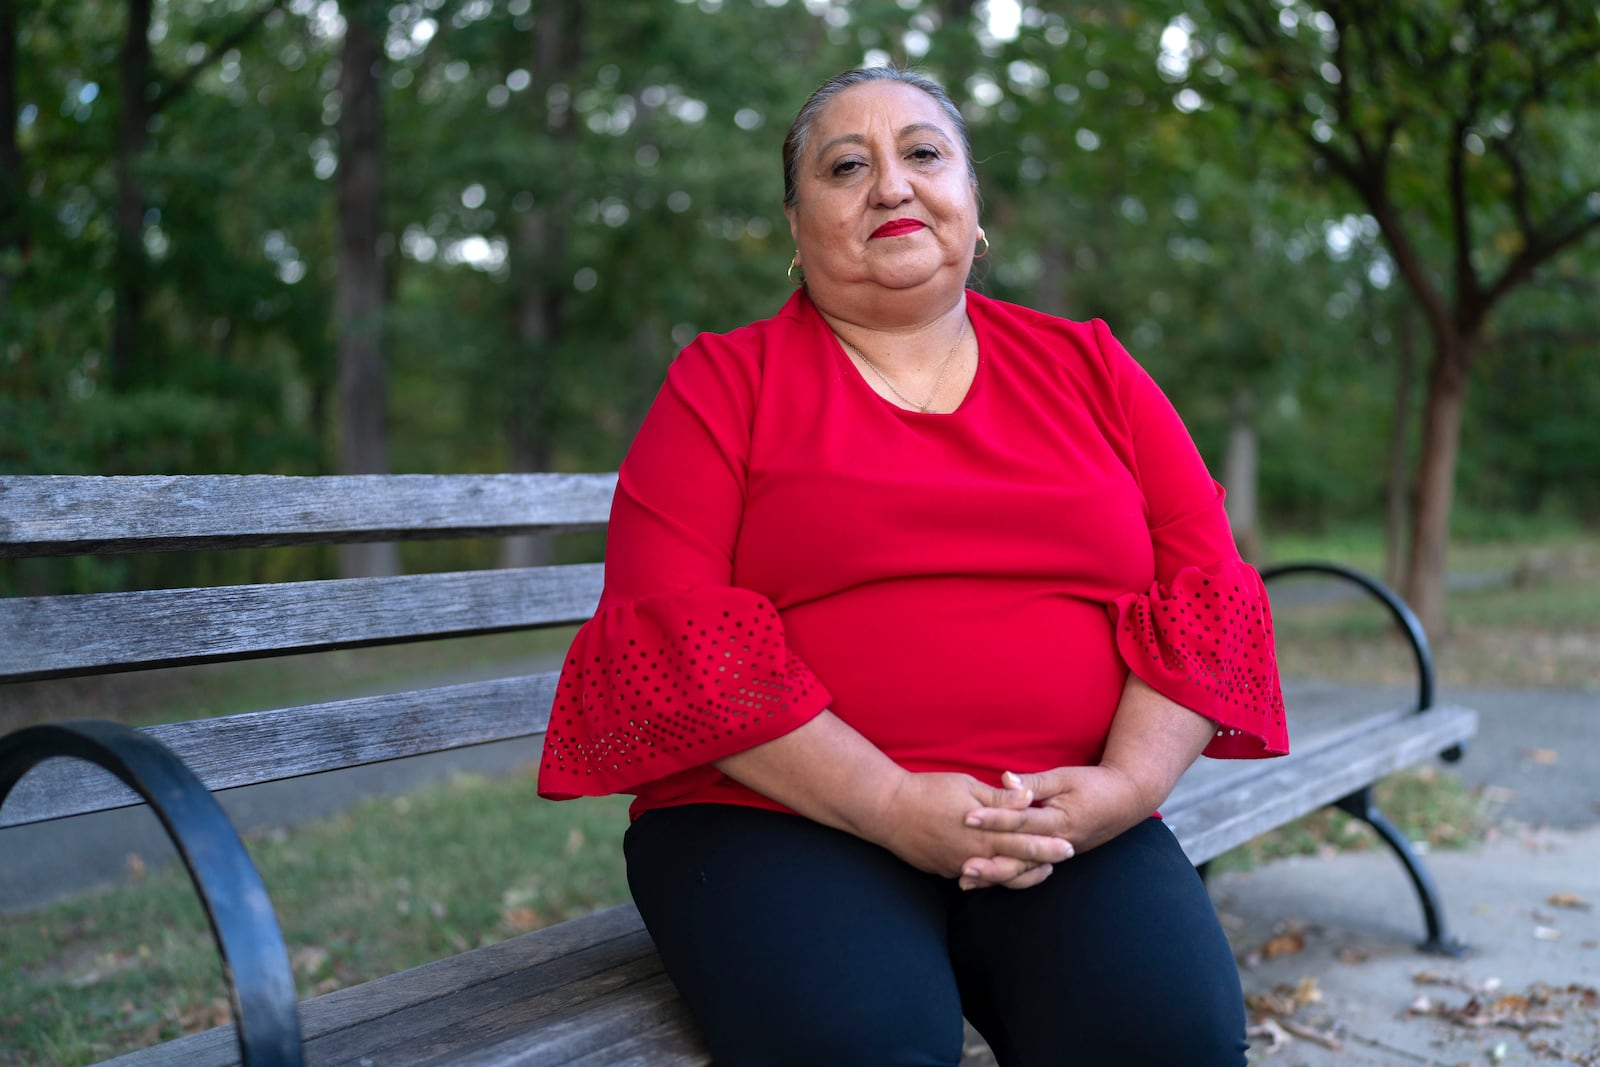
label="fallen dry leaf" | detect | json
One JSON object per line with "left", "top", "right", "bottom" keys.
{"left": 1548, "top": 892, "right": 1592, "bottom": 911}
{"left": 1525, "top": 747, "right": 1559, "bottom": 765}
{"left": 1246, "top": 977, "right": 1322, "bottom": 1018}
{"left": 1406, "top": 981, "right": 1595, "bottom": 1034}
{"left": 177, "top": 997, "right": 233, "bottom": 1032}
{"left": 1261, "top": 931, "right": 1307, "bottom": 960}
{"left": 292, "top": 945, "right": 331, "bottom": 977}
{"left": 502, "top": 906, "right": 544, "bottom": 932}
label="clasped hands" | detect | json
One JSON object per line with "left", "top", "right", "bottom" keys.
{"left": 880, "top": 765, "right": 1156, "bottom": 891}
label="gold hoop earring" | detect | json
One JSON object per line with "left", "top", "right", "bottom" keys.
{"left": 974, "top": 230, "right": 990, "bottom": 260}
{"left": 787, "top": 254, "right": 805, "bottom": 286}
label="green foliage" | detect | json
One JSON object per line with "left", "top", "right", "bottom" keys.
{"left": 5, "top": 0, "right": 1599, "bottom": 595}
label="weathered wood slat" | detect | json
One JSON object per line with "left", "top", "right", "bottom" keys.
{"left": 0, "top": 474, "right": 617, "bottom": 557}
{"left": 94, "top": 905, "right": 666, "bottom": 1067}
{"left": 425, "top": 976, "right": 700, "bottom": 1067}
{"left": 554, "top": 1008, "right": 710, "bottom": 1067}
{"left": 1165, "top": 704, "right": 1479, "bottom": 865}
{"left": 1, "top": 675, "right": 560, "bottom": 828}
{"left": 1170, "top": 705, "right": 1416, "bottom": 807}
{"left": 0, "top": 564, "right": 602, "bottom": 683}
{"left": 308, "top": 943, "right": 669, "bottom": 1065}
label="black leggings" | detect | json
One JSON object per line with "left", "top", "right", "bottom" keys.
{"left": 625, "top": 804, "right": 1248, "bottom": 1067}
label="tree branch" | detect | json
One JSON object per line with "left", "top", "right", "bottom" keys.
{"left": 1354, "top": 170, "right": 1456, "bottom": 345}
{"left": 150, "top": 0, "right": 284, "bottom": 115}
{"left": 1494, "top": 138, "right": 1535, "bottom": 235}
{"left": 1322, "top": 5, "right": 1380, "bottom": 170}
{"left": 1447, "top": 123, "right": 1480, "bottom": 312}
{"left": 1482, "top": 197, "right": 1600, "bottom": 314}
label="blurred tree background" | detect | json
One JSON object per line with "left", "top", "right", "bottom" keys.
{"left": 2, "top": 0, "right": 1597, "bottom": 627}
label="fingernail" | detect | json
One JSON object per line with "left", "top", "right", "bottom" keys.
{"left": 965, "top": 813, "right": 982, "bottom": 827}
{"left": 963, "top": 865, "right": 979, "bottom": 880}
{"left": 1002, "top": 771, "right": 1023, "bottom": 788}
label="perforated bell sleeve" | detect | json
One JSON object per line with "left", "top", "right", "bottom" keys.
{"left": 537, "top": 335, "right": 832, "bottom": 800}
{"left": 539, "top": 587, "right": 830, "bottom": 799}
{"left": 1093, "top": 320, "right": 1288, "bottom": 759}
{"left": 1110, "top": 562, "right": 1287, "bottom": 758}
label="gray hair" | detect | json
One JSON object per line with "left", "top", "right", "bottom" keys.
{"left": 781, "top": 66, "right": 977, "bottom": 211}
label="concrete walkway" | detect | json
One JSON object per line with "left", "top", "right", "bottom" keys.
{"left": 1216, "top": 825, "right": 1600, "bottom": 1066}
{"left": 1214, "top": 683, "right": 1600, "bottom": 1066}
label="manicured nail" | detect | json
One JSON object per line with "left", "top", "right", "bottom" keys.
{"left": 966, "top": 813, "right": 982, "bottom": 827}
{"left": 1003, "top": 771, "right": 1023, "bottom": 789}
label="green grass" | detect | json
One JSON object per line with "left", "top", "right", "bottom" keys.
{"left": 1264, "top": 534, "right": 1599, "bottom": 690}
{"left": 0, "top": 775, "right": 631, "bottom": 1067}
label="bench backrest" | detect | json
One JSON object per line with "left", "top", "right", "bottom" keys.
{"left": 0, "top": 474, "right": 616, "bottom": 829}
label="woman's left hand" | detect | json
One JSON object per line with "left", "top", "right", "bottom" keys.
{"left": 955, "top": 766, "right": 1153, "bottom": 890}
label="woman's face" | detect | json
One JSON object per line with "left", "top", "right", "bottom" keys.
{"left": 786, "top": 81, "right": 979, "bottom": 308}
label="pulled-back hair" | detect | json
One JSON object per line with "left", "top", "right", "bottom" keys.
{"left": 781, "top": 66, "right": 976, "bottom": 210}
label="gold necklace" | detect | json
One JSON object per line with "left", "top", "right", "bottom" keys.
{"left": 838, "top": 316, "right": 967, "bottom": 414}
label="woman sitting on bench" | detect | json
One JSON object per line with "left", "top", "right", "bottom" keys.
{"left": 538, "top": 65, "right": 1288, "bottom": 1067}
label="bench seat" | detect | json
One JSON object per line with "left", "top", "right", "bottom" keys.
{"left": 91, "top": 703, "right": 1477, "bottom": 1067}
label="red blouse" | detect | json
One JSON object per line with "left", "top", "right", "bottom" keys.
{"left": 538, "top": 289, "right": 1287, "bottom": 817}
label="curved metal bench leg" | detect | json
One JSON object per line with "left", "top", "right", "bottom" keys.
{"left": 0, "top": 720, "right": 305, "bottom": 1066}
{"left": 1336, "top": 787, "right": 1468, "bottom": 957}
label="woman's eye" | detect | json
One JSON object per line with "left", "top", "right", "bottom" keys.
{"left": 910, "top": 146, "right": 941, "bottom": 162}
{"left": 831, "top": 159, "right": 864, "bottom": 176}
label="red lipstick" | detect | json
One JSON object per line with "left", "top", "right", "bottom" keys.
{"left": 869, "top": 218, "right": 927, "bottom": 239}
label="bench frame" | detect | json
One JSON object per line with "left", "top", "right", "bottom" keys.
{"left": 0, "top": 474, "right": 1478, "bottom": 1066}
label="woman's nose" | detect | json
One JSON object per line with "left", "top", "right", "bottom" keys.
{"left": 871, "top": 159, "right": 914, "bottom": 207}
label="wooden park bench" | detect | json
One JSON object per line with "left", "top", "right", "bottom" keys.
{"left": 0, "top": 474, "right": 1480, "bottom": 1066}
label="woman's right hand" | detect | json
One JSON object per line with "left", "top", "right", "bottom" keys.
{"left": 872, "top": 771, "right": 1073, "bottom": 887}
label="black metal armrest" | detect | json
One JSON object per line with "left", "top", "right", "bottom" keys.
{"left": 1260, "top": 561, "right": 1463, "bottom": 762}
{"left": 0, "top": 720, "right": 304, "bottom": 1066}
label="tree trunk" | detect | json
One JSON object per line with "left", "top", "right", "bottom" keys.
{"left": 0, "top": 0, "right": 21, "bottom": 272}
{"left": 1402, "top": 337, "right": 1472, "bottom": 635}
{"left": 335, "top": 4, "right": 398, "bottom": 577}
{"left": 1383, "top": 304, "right": 1417, "bottom": 590}
{"left": 499, "top": 0, "right": 581, "bottom": 570}
{"left": 110, "top": 0, "right": 153, "bottom": 390}
{"left": 502, "top": 212, "right": 559, "bottom": 569}
{"left": 1223, "top": 388, "right": 1263, "bottom": 565}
